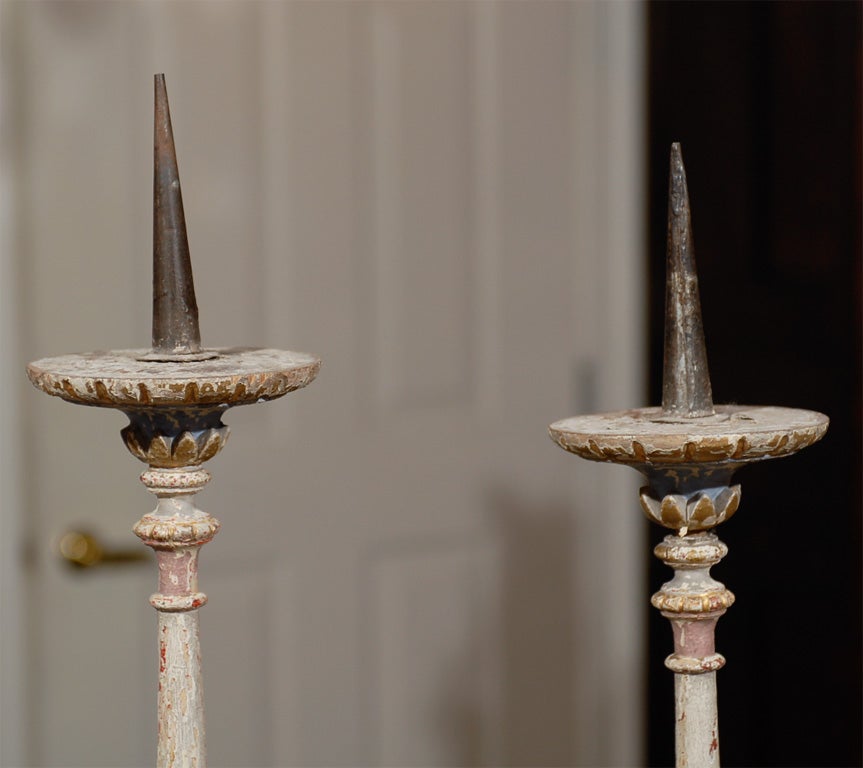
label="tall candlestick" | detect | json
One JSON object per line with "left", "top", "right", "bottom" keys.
{"left": 27, "top": 75, "right": 320, "bottom": 767}
{"left": 549, "top": 143, "right": 828, "bottom": 767}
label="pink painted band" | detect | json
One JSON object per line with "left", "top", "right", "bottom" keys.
{"left": 671, "top": 617, "right": 718, "bottom": 659}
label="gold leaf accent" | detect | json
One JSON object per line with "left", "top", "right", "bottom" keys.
{"left": 173, "top": 433, "right": 199, "bottom": 465}
{"left": 198, "top": 428, "right": 228, "bottom": 462}
{"left": 639, "top": 489, "right": 662, "bottom": 524}
{"left": 149, "top": 436, "right": 172, "bottom": 463}
{"left": 715, "top": 485, "right": 741, "bottom": 523}
{"left": 660, "top": 495, "right": 687, "bottom": 528}
{"left": 688, "top": 495, "right": 715, "bottom": 526}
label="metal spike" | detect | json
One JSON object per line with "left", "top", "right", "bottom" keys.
{"left": 151, "top": 73, "right": 202, "bottom": 356}
{"left": 662, "top": 143, "right": 714, "bottom": 418}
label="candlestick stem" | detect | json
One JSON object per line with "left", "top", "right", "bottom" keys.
{"left": 133, "top": 466, "right": 220, "bottom": 768}
{"left": 652, "top": 531, "right": 732, "bottom": 768}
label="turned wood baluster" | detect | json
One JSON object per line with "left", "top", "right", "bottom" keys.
{"left": 134, "top": 465, "right": 218, "bottom": 765}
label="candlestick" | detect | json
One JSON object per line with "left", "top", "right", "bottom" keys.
{"left": 549, "top": 143, "right": 828, "bottom": 768}
{"left": 27, "top": 75, "right": 320, "bottom": 768}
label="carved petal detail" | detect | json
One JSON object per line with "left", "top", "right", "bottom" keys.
{"left": 640, "top": 485, "right": 742, "bottom": 532}
{"left": 173, "top": 433, "right": 199, "bottom": 465}
{"left": 122, "top": 424, "right": 231, "bottom": 468}
{"left": 199, "top": 429, "right": 226, "bottom": 462}
{"left": 149, "top": 436, "right": 173, "bottom": 463}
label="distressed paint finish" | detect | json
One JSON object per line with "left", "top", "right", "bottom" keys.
{"left": 548, "top": 144, "right": 827, "bottom": 767}
{"left": 548, "top": 405, "right": 828, "bottom": 468}
{"left": 26, "top": 348, "right": 320, "bottom": 409}
{"left": 27, "top": 355, "right": 318, "bottom": 768}
{"left": 653, "top": 532, "right": 729, "bottom": 768}
{"left": 675, "top": 674, "right": 720, "bottom": 768}
{"left": 135, "top": 466, "right": 218, "bottom": 768}
{"left": 26, "top": 76, "right": 320, "bottom": 767}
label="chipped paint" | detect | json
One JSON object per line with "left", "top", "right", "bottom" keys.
{"left": 25, "top": 76, "right": 322, "bottom": 768}
{"left": 547, "top": 143, "right": 829, "bottom": 768}
{"left": 134, "top": 466, "right": 218, "bottom": 767}
{"left": 157, "top": 612, "right": 205, "bottom": 767}
{"left": 26, "top": 348, "right": 320, "bottom": 409}
{"left": 675, "top": 673, "right": 720, "bottom": 768}
{"left": 549, "top": 405, "right": 828, "bottom": 467}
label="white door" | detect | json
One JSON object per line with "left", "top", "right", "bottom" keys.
{"left": 2, "top": 2, "right": 646, "bottom": 766}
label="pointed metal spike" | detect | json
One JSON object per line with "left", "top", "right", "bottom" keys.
{"left": 152, "top": 73, "right": 202, "bottom": 356}
{"left": 661, "top": 143, "right": 714, "bottom": 417}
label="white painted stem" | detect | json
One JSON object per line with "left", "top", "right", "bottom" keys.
{"left": 157, "top": 611, "right": 206, "bottom": 768}
{"left": 134, "top": 467, "right": 220, "bottom": 768}
{"left": 675, "top": 672, "right": 719, "bottom": 768}
{"left": 652, "top": 533, "right": 734, "bottom": 768}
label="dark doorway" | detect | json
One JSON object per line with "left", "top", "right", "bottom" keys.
{"left": 647, "top": 3, "right": 862, "bottom": 766}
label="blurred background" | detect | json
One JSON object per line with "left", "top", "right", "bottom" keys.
{"left": 0, "top": 2, "right": 858, "bottom": 767}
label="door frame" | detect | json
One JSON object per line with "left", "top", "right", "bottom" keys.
{"left": 0, "top": 1, "right": 27, "bottom": 761}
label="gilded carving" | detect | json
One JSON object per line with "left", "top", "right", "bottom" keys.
{"left": 640, "top": 485, "right": 740, "bottom": 532}
{"left": 133, "top": 514, "right": 220, "bottom": 548}
{"left": 122, "top": 423, "right": 230, "bottom": 468}
{"left": 26, "top": 348, "right": 320, "bottom": 409}
{"left": 548, "top": 405, "right": 828, "bottom": 466}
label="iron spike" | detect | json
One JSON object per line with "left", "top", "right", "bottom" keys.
{"left": 151, "top": 73, "right": 202, "bottom": 356}
{"left": 661, "top": 142, "right": 714, "bottom": 417}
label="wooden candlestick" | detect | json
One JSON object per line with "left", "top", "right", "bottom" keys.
{"left": 549, "top": 143, "right": 828, "bottom": 767}
{"left": 27, "top": 76, "right": 320, "bottom": 767}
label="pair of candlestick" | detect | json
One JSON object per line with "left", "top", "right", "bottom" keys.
{"left": 27, "top": 76, "right": 827, "bottom": 768}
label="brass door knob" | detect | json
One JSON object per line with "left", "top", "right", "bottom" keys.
{"left": 58, "top": 530, "right": 150, "bottom": 569}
